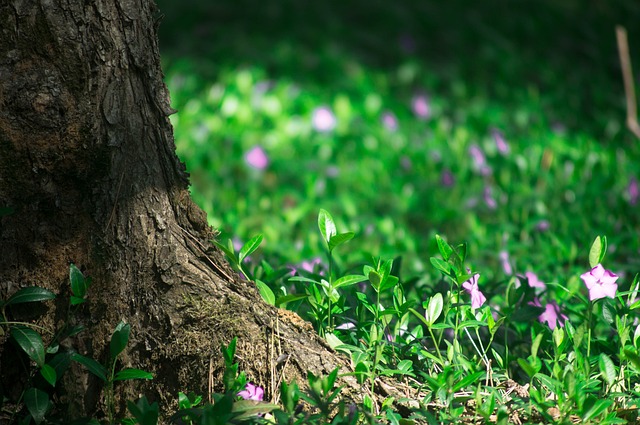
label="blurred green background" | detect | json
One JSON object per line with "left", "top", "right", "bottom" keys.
{"left": 155, "top": 0, "right": 640, "bottom": 290}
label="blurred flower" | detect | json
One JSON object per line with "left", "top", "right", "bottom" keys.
{"left": 526, "top": 271, "right": 546, "bottom": 290}
{"left": 580, "top": 264, "right": 618, "bottom": 301}
{"left": 441, "top": 169, "right": 455, "bottom": 187}
{"left": 499, "top": 251, "right": 512, "bottom": 275}
{"left": 293, "top": 257, "right": 322, "bottom": 275}
{"left": 462, "top": 273, "right": 486, "bottom": 309}
{"left": 483, "top": 186, "right": 497, "bottom": 209}
{"left": 469, "top": 144, "right": 492, "bottom": 175}
{"left": 232, "top": 237, "right": 243, "bottom": 252}
{"left": 491, "top": 128, "right": 510, "bottom": 155}
{"left": 326, "top": 166, "right": 340, "bottom": 178}
{"left": 401, "top": 156, "right": 412, "bottom": 170}
{"left": 629, "top": 177, "right": 639, "bottom": 205}
{"left": 238, "top": 383, "right": 264, "bottom": 401}
{"left": 381, "top": 111, "right": 398, "bottom": 131}
{"left": 312, "top": 106, "right": 336, "bottom": 132}
{"left": 531, "top": 299, "right": 566, "bottom": 330}
{"left": 411, "top": 95, "right": 431, "bottom": 119}
{"left": 245, "top": 146, "right": 268, "bottom": 170}
{"left": 399, "top": 34, "right": 416, "bottom": 53}
{"left": 535, "top": 220, "right": 550, "bottom": 232}
{"left": 336, "top": 322, "right": 356, "bottom": 330}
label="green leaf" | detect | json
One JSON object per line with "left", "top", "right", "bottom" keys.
{"left": 5, "top": 287, "right": 56, "bottom": 306}
{"left": 40, "top": 364, "right": 57, "bottom": 387}
{"left": 582, "top": 398, "right": 613, "bottom": 421}
{"left": 531, "top": 333, "right": 543, "bottom": 360}
{"left": 368, "top": 270, "right": 382, "bottom": 290}
{"left": 110, "top": 321, "right": 131, "bottom": 360}
{"left": 588, "top": 236, "right": 603, "bottom": 268}
{"left": 255, "top": 279, "right": 275, "bottom": 306}
{"left": 517, "top": 358, "right": 536, "bottom": 378}
{"left": 624, "top": 347, "right": 640, "bottom": 371}
{"left": 332, "top": 274, "right": 365, "bottom": 289}
{"left": 70, "top": 295, "right": 86, "bottom": 305}
{"left": 598, "top": 353, "right": 616, "bottom": 386}
{"left": 275, "top": 293, "right": 308, "bottom": 307}
{"left": 71, "top": 353, "right": 107, "bottom": 381}
{"left": 239, "top": 234, "right": 263, "bottom": 262}
{"left": 328, "top": 232, "right": 354, "bottom": 252}
{"left": 214, "top": 239, "right": 238, "bottom": 264}
{"left": 69, "top": 263, "right": 89, "bottom": 299}
{"left": 233, "top": 400, "right": 280, "bottom": 419}
{"left": 318, "top": 209, "right": 336, "bottom": 244}
{"left": 127, "top": 396, "right": 159, "bottom": 425}
{"left": 114, "top": 368, "right": 153, "bottom": 381}
{"left": 379, "top": 275, "right": 399, "bottom": 292}
{"left": 430, "top": 257, "right": 452, "bottom": 276}
{"left": 425, "top": 293, "right": 443, "bottom": 325}
{"left": 24, "top": 387, "right": 49, "bottom": 425}
{"left": 408, "top": 308, "right": 430, "bottom": 328}
{"left": 435, "top": 235, "right": 453, "bottom": 261}
{"left": 11, "top": 326, "right": 45, "bottom": 367}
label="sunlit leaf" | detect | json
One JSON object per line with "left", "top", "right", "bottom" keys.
{"left": 11, "top": 326, "right": 45, "bottom": 367}
{"left": 239, "top": 234, "right": 263, "bottom": 262}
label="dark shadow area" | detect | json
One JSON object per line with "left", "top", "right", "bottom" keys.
{"left": 157, "top": 0, "right": 640, "bottom": 134}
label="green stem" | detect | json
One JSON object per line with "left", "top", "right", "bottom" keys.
{"left": 427, "top": 325, "right": 446, "bottom": 366}
{"left": 586, "top": 301, "right": 593, "bottom": 370}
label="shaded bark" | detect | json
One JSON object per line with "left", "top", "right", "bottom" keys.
{"left": 0, "top": 0, "right": 357, "bottom": 421}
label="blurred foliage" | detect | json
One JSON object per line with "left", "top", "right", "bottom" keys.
{"left": 155, "top": 0, "right": 640, "bottom": 295}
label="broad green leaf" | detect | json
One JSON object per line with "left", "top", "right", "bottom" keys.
{"left": 408, "top": 308, "right": 430, "bottom": 327}
{"left": 598, "top": 353, "right": 616, "bottom": 386}
{"left": 624, "top": 347, "right": 640, "bottom": 371}
{"left": 588, "top": 236, "right": 603, "bottom": 268}
{"left": 24, "top": 387, "right": 49, "bottom": 425}
{"left": 452, "top": 371, "right": 485, "bottom": 392}
{"left": 430, "top": 257, "right": 452, "bottom": 276}
{"left": 239, "top": 234, "right": 263, "bottom": 262}
{"left": 69, "top": 263, "right": 89, "bottom": 299}
{"left": 5, "top": 287, "right": 55, "bottom": 306}
{"left": 40, "top": 364, "right": 57, "bottom": 387}
{"left": 435, "top": 235, "right": 453, "bottom": 261}
{"left": 288, "top": 276, "right": 321, "bottom": 284}
{"left": 318, "top": 209, "right": 336, "bottom": 243}
{"left": 255, "top": 279, "right": 275, "bottom": 306}
{"left": 214, "top": 239, "right": 237, "bottom": 264}
{"left": 127, "top": 396, "right": 159, "bottom": 425}
{"left": 110, "top": 321, "right": 131, "bottom": 359}
{"left": 531, "top": 333, "right": 543, "bottom": 360}
{"left": 11, "top": 326, "right": 45, "bottom": 367}
{"left": 379, "top": 275, "right": 399, "bottom": 292}
{"left": 368, "top": 270, "right": 381, "bottom": 290}
{"left": 332, "top": 274, "right": 366, "bottom": 289}
{"left": 70, "top": 295, "right": 86, "bottom": 305}
{"left": 517, "top": 358, "right": 536, "bottom": 378}
{"left": 582, "top": 398, "right": 613, "bottom": 421}
{"left": 275, "top": 293, "right": 308, "bottom": 307}
{"left": 425, "top": 293, "right": 443, "bottom": 325}
{"left": 232, "top": 400, "right": 280, "bottom": 419}
{"left": 71, "top": 353, "right": 107, "bottom": 381}
{"left": 328, "top": 231, "right": 354, "bottom": 252}
{"left": 114, "top": 368, "right": 153, "bottom": 381}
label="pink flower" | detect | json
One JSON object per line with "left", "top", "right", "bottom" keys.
{"left": 441, "top": 169, "right": 455, "bottom": 187}
{"left": 238, "top": 383, "right": 264, "bottom": 401}
{"left": 462, "top": 273, "right": 486, "bottom": 309}
{"left": 483, "top": 186, "right": 497, "bottom": 209}
{"left": 538, "top": 301, "right": 567, "bottom": 330}
{"left": 312, "top": 106, "right": 337, "bottom": 132}
{"left": 411, "top": 95, "right": 431, "bottom": 119}
{"left": 629, "top": 177, "right": 639, "bottom": 205}
{"left": 381, "top": 111, "right": 398, "bottom": 131}
{"left": 469, "top": 144, "right": 492, "bottom": 176}
{"left": 580, "top": 264, "right": 619, "bottom": 301}
{"left": 499, "top": 251, "right": 512, "bottom": 275}
{"left": 491, "top": 128, "right": 509, "bottom": 155}
{"left": 526, "top": 272, "right": 546, "bottom": 290}
{"left": 245, "top": 146, "right": 268, "bottom": 170}
{"left": 535, "top": 220, "right": 550, "bottom": 232}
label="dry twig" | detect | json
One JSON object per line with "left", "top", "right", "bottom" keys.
{"left": 616, "top": 26, "right": 640, "bottom": 140}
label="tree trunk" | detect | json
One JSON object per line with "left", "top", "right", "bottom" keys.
{"left": 0, "top": 1, "right": 355, "bottom": 421}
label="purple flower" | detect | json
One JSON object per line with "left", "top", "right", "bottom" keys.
{"left": 535, "top": 220, "right": 550, "bottom": 232}
{"left": 580, "top": 264, "right": 619, "bottom": 301}
{"left": 469, "top": 144, "right": 492, "bottom": 176}
{"left": 462, "top": 273, "right": 486, "bottom": 309}
{"left": 628, "top": 177, "right": 639, "bottom": 205}
{"left": 245, "top": 146, "right": 268, "bottom": 170}
{"left": 381, "top": 111, "right": 398, "bottom": 131}
{"left": 441, "top": 169, "right": 455, "bottom": 187}
{"left": 483, "top": 186, "right": 497, "bottom": 209}
{"left": 491, "top": 128, "right": 509, "bottom": 155}
{"left": 526, "top": 271, "right": 546, "bottom": 290}
{"left": 238, "top": 383, "right": 264, "bottom": 401}
{"left": 411, "top": 95, "right": 431, "bottom": 119}
{"left": 530, "top": 298, "right": 566, "bottom": 330}
{"left": 499, "top": 251, "right": 512, "bottom": 275}
{"left": 312, "top": 106, "right": 336, "bottom": 132}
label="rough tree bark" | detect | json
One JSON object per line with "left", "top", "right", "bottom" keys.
{"left": 0, "top": 0, "right": 358, "bottom": 421}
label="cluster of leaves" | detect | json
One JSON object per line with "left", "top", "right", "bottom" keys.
{"left": 0, "top": 265, "right": 152, "bottom": 424}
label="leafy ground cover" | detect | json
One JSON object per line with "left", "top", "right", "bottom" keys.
{"left": 154, "top": 1, "right": 640, "bottom": 423}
